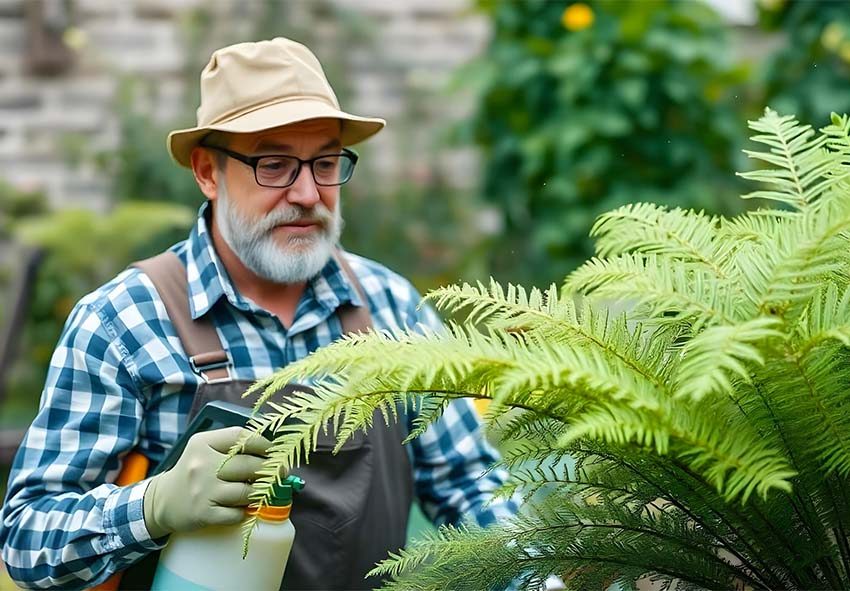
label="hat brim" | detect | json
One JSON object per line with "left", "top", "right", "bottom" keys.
{"left": 167, "top": 98, "right": 386, "bottom": 168}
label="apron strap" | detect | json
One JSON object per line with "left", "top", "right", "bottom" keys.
{"left": 130, "top": 250, "right": 372, "bottom": 382}
{"left": 333, "top": 251, "right": 372, "bottom": 335}
{"left": 130, "top": 252, "right": 232, "bottom": 384}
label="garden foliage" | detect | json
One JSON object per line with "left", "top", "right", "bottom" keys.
{"left": 236, "top": 109, "right": 850, "bottom": 590}
{"left": 458, "top": 0, "right": 750, "bottom": 284}
{"left": 755, "top": 0, "right": 850, "bottom": 125}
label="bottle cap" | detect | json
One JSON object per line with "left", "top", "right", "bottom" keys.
{"left": 269, "top": 474, "right": 306, "bottom": 507}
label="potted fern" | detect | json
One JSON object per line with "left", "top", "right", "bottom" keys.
{"left": 236, "top": 109, "right": 850, "bottom": 590}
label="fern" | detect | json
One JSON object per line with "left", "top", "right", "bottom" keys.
{"left": 230, "top": 109, "right": 850, "bottom": 589}
{"left": 672, "top": 317, "right": 782, "bottom": 401}
{"left": 590, "top": 203, "right": 728, "bottom": 279}
{"left": 736, "top": 107, "right": 833, "bottom": 209}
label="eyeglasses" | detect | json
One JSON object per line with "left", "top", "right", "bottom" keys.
{"left": 201, "top": 145, "right": 359, "bottom": 188}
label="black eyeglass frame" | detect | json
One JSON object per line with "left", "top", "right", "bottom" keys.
{"left": 201, "top": 144, "right": 359, "bottom": 188}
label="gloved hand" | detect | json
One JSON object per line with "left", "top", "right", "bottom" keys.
{"left": 143, "top": 427, "right": 273, "bottom": 538}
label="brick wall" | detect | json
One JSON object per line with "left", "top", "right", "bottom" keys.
{"left": 0, "top": 0, "right": 489, "bottom": 209}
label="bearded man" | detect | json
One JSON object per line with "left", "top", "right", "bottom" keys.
{"left": 0, "top": 38, "right": 516, "bottom": 590}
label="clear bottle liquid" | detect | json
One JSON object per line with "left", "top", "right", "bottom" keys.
{"left": 151, "top": 476, "right": 305, "bottom": 591}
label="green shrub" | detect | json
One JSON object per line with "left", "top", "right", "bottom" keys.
{"left": 755, "top": 0, "right": 850, "bottom": 125}
{"left": 0, "top": 182, "right": 48, "bottom": 342}
{"left": 457, "top": 0, "right": 750, "bottom": 285}
{"left": 0, "top": 180, "right": 48, "bottom": 237}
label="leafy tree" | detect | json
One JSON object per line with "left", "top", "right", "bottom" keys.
{"left": 457, "top": 0, "right": 750, "bottom": 285}
{"left": 755, "top": 0, "right": 850, "bottom": 126}
{"left": 235, "top": 109, "right": 850, "bottom": 589}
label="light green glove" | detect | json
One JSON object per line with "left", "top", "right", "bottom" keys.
{"left": 143, "top": 427, "right": 273, "bottom": 538}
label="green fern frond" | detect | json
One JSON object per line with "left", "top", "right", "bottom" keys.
{"left": 514, "top": 296, "right": 680, "bottom": 395}
{"left": 795, "top": 282, "right": 850, "bottom": 354}
{"left": 424, "top": 279, "right": 561, "bottom": 327}
{"left": 816, "top": 112, "right": 850, "bottom": 190}
{"left": 494, "top": 337, "right": 665, "bottom": 412}
{"left": 429, "top": 281, "right": 683, "bottom": 405}
{"left": 753, "top": 200, "right": 850, "bottom": 320}
{"left": 590, "top": 203, "right": 727, "bottom": 277}
{"left": 240, "top": 513, "right": 259, "bottom": 559}
{"left": 673, "top": 317, "right": 783, "bottom": 401}
{"left": 673, "top": 404, "right": 797, "bottom": 502}
{"left": 405, "top": 394, "right": 453, "bottom": 442}
{"left": 370, "top": 523, "right": 534, "bottom": 591}
{"left": 236, "top": 325, "right": 544, "bottom": 509}
{"left": 244, "top": 323, "right": 517, "bottom": 414}
{"left": 558, "top": 403, "right": 674, "bottom": 454}
{"left": 487, "top": 440, "right": 576, "bottom": 501}
{"left": 560, "top": 398, "right": 796, "bottom": 503}
{"left": 491, "top": 440, "right": 574, "bottom": 475}
{"left": 718, "top": 210, "right": 790, "bottom": 245}
{"left": 565, "top": 252, "right": 736, "bottom": 329}
{"left": 573, "top": 442, "right": 816, "bottom": 588}
{"left": 824, "top": 112, "right": 850, "bottom": 154}
{"left": 489, "top": 412, "right": 569, "bottom": 446}
{"left": 737, "top": 107, "right": 831, "bottom": 209}
{"left": 765, "top": 348, "right": 850, "bottom": 477}
{"left": 494, "top": 464, "right": 574, "bottom": 504}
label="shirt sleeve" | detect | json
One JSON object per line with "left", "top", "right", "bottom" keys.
{"left": 0, "top": 302, "right": 165, "bottom": 590}
{"left": 405, "top": 299, "right": 520, "bottom": 528}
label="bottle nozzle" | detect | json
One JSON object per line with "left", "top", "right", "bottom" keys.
{"left": 269, "top": 474, "right": 305, "bottom": 506}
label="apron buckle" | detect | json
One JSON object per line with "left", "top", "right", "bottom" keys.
{"left": 189, "top": 350, "right": 233, "bottom": 384}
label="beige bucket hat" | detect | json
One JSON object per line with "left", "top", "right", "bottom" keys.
{"left": 167, "top": 37, "right": 385, "bottom": 168}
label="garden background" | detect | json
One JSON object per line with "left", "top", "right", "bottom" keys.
{"left": 1, "top": 0, "right": 849, "bottom": 587}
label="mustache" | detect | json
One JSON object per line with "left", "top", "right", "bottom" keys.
{"left": 258, "top": 205, "right": 333, "bottom": 232}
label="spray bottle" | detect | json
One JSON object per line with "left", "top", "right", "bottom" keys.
{"left": 151, "top": 475, "right": 306, "bottom": 591}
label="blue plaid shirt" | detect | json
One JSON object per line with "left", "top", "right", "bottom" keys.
{"left": 0, "top": 203, "right": 516, "bottom": 589}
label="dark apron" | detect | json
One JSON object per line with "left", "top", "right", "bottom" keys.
{"left": 121, "top": 252, "right": 414, "bottom": 590}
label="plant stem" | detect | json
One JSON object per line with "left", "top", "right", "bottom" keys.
{"left": 584, "top": 446, "right": 779, "bottom": 589}
{"left": 674, "top": 459, "right": 819, "bottom": 589}
{"left": 826, "top": 474, "right": 850, "bottom": 584}
{"left": 656, "top": 461, "right": 784, "bottom": 590}
{"left": 746, "top": 373, "right": 843, "bottom": 587}
{"left": 576, "top": 522, "right": 766, "bottom": 590}
{"left": 533, "top": 553, "right": 739, "bottom": 591}
{"left": 776, "top": 355, "right": 848, "bottom": 587}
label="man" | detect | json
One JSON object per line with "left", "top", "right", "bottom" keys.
{"left": 0, "top": 38, "right": 516, "bottom": 589}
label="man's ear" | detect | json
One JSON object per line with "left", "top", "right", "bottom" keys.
{"left": 190, "top": 146, "right": 221, "bottom": 201}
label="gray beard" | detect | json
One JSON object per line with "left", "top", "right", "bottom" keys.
{"left": 214, "top": 181, "right": 343, "bottom": 284}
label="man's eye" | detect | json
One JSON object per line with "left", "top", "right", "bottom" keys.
{"left": 259, "top": 159, "right": 288, "bottom": 172}
{"left": 316, "top": 160, "right": 338, "bottom": 172}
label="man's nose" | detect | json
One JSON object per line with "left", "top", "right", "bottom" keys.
{"left": 285, "top": 162, "right": 321, "bottom": 207}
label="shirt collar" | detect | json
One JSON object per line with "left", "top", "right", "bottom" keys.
{"left": 184, "top": 202, "right": 364, "bottom": 321}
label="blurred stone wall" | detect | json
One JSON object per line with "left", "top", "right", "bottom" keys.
{"left": 0, "top": 0, "right": 489, "bottom": 210}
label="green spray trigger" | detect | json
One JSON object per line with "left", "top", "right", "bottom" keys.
{"left": 269, "top": 475, "right": 306, "bottom": 506}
